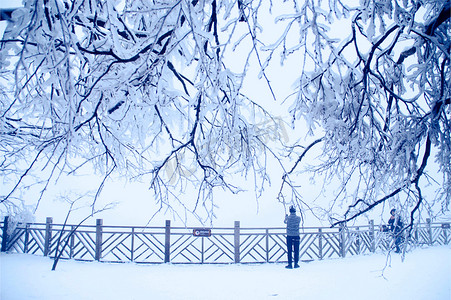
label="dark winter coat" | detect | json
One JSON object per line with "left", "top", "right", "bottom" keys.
{"left": 284, "top": 213, "right": 301, "bottom": 237}
{"left": 388, "top": 216, "right": 403, "bottom": 233}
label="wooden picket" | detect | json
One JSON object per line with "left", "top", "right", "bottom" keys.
{"left": 1, "top": 217, "right": 449, "bottom": 264}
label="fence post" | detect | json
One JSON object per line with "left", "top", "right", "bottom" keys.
{"left": 44, "top": 217, "right": 53, "bottom": 256}
{"left": 70, "top": 225, "right": 75, "bottom": 259}
{"left": 1, "top": 216, "right": 9, "bottom": 252}
{"left": 426, "top": 218, "right": 432, "bottom": 245}
{"left": 369, "top": 220, "right": 375, "bottom": 253}
{"left": 95, "top": 219, "right": 103, "bottom": 261}
{"left": 131, "top": 227, "right": 135, "bottom": 262}
{"left": 318, "top": 228, "right": 323, "bottom": 260}
{"left": 265, "top": 229, "right": 269, "bottom": 262}
{"left": 234, "top": 221, "right": 240, "bottom": 263}
{"left": 24, "top": 224, "right": 30, "bottom": 253}
{"left": 339, "top": 223, "right": 346, "bottom": 258}
{"left": 164, "top": 220, "right": 171, "bottom": 263}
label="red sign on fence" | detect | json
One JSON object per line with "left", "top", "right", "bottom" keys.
{"left": 193, "top": 228, "right": 211, "bottom": 237}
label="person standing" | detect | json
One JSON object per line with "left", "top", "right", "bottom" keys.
{"left": 388, "top": 208, "right": 404, "bottom": 253}
{"left": 284, "top": 206, "right": 301, "bottom": 269}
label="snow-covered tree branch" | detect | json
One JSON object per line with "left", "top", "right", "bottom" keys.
{"left": 0, "top": 0, "right": 284, "bottom": 222}
{"left": 278, "top": 0, "right": 450, "bottom": 226}
{"left": 0, "top": 0, "right": 449, "bottom": 225}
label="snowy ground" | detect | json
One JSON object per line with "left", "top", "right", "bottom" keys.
{"left": 1, "top": 246, "right": 450, "bottom": 300}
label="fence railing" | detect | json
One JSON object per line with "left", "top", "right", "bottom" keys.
{"left": 1, "top": 217, "right": 449, "bottom": 264}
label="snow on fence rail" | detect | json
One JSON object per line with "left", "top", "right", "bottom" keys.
{"left": 0, "top": 217, "right": 449, "bottom": 264}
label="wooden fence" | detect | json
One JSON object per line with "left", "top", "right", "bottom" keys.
{"left": 1, "top": 217, "right": 449, "bottom": 264}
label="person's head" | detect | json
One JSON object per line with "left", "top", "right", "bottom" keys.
{"left": 390, "top": 209, "right": 396, "bottom": 216}
{"left": 289, "top": 206, "right": 296, "bottom": 214}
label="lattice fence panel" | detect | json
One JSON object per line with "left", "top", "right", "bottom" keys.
{"left": 170, "top": 233, "right": 236, "bottom": 264}
{"left": 48, "top": 229, "right": 73, "bottom": 259}
{"left": 355, "top": 231, "right": 374, "bottom": 254}
{"left": 299, "top": 233, "right": 321, "bottom": 260}
{"left": 374, "top": 231, "right": 391, "bottom": 251}
{"left": 5, "top": 227, "right": 27, "bottom": 253}
{"left": 342, "top": 229, "right": 374, "bottom": 256}
{"left": 320, "top": 233, "right": 341, "bottom": 259}
{"left": 133, "top": 232, "right": 165, "bottom": 263}
{"left": 26, "top": 227, "right": 46, "bottom": 255}
{"left": 414, "top": 227, "right": 430, "bottom": 245}
{"left": 101, "top": 232, "right": 133, "bottom": 262}
{"left": 343, "top": 230, "right": 359, "bottom": 256}
{"left": 431, "top": 227, "right": 445, "bottom": 246}
{"left": 203, "top": 235, "right": 234, "bottom": 263}
{"left": 267, "top": 234, "right": 286, "bottom": 263}
{"left": 170, "top": 234, "right": 202, "bottom": 263}
{"left": 240, "top": 233, "right": 267, "bottom": 263}
{"left": 436, "top": 227, "right": 450, "bottom": 245}
{"left": 70, "top": 230, "right": 96, "bottom": 261}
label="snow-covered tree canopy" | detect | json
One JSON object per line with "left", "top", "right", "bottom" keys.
{"left": 277, "top": 0, "right": 450, "bottom": 226}
{"left": 0, "top": 0, "right": 449, "bottom": 225}
{"left": 1, "top": 0, "right": 287, "bottom": 220}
